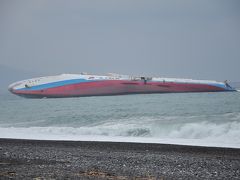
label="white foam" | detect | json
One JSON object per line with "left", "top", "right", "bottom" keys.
{"left": 1, "top": 120, "right": 240, "bottom": 148}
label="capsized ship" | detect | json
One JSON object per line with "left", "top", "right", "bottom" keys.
{"left": 8, "top": 73, "right": 236, "bottom": 98}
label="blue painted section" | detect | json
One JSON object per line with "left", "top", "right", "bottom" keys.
{"left": 207, "top": 82, "right": 224, "bottom": 89}
{"left": 209, "top": 82, "right": 234, "bottom": 91}
{"left": 18, "top": 78, "right": 95, "bottom": 91}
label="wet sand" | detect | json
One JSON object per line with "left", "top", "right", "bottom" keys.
{"left": 0, "top": 138, "right": 240, "bottom": 179}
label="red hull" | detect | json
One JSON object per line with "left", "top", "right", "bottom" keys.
{"left": 12, "top": 80, "right": 227, "bottom": 98}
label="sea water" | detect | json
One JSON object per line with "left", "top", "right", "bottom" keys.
{"left": 0, "top": 92, "right": 240, "bottom": 148}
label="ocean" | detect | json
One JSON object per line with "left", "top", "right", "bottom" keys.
{"left": 1, "top": 91, "right": 240, "bottom": 148}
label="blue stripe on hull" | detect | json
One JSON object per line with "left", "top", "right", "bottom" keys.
{"left": 19, "top": 79, "right": 95, "bottom": 91}
{"left": 208, "top": 83, "right": 232, "bottom": 91}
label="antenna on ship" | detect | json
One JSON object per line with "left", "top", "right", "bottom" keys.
{"left": 224, "top": 80, "right": 232, "bottom": 89}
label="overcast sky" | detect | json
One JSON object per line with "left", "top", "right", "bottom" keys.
{"left": 0, "top": 0, "right": 240, "bottom": 81}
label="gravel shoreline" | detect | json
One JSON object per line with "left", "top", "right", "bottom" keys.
{"left": 0, "top": 138, "right": 240, "bottom": 179}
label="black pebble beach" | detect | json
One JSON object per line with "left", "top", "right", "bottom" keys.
{"left": 0, "top": 138, "right": 240, "bottom": 179}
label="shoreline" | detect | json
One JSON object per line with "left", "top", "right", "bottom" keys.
{"left": 1, "top": 138, "right": 240, "bottom": 179}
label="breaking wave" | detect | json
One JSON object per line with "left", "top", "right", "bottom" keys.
{"left": 1, "top": 118, "right": 240, "bottom": 148}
